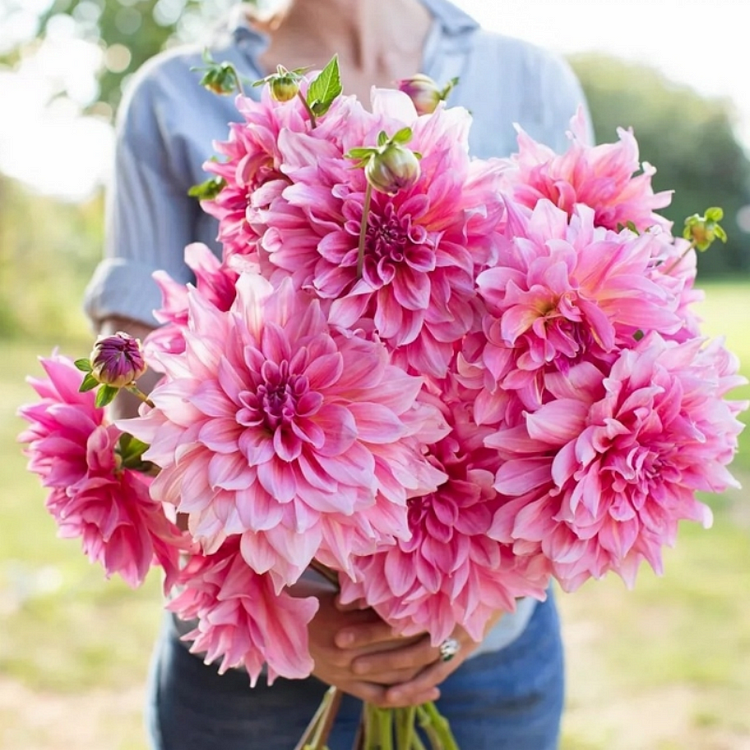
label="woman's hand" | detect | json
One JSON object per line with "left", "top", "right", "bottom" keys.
{"left": 376, "top": 612, "right": 505, "bottom": 708}
{"left": 304, "top": 591, "right": 440, "bottom": 707}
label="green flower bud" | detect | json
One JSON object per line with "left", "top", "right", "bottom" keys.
{"left": 270, "top": 74, "right": 300, "bottom": 102}
{"left": 683, "top": 207, "right": 727, "bottom": 252}
{"left": 364, "top": 142, "right": 421, "bottom": 195}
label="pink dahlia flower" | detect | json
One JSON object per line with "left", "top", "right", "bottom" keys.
{"left": 340, "top": 388, "right": 550, "bottom": 645}
{"left": 501, "top": 107, "right": 672, "bottom": 233}
{"left": 149, "top": 243, "right": 240, "bottom": 356}
{"left": 203, "top": 83, "right": 367, "bottom": 264}
{"left": 474, "top": 199, "right": 683, "bottom": 410}
{"left": 168, "top": 537, "right": 318, "bottom": 685}
{"left": 125, "top": 273, "right": 447, "bottom": 589}
{"left": 18, "top": 355, "right": 185, "bottom": 588}
{"left": 200, "top": 86, "right": 309, "bottom": 261}
{"left": 487, "top": 334, "right": 747, "bottom": 590}
{"left": 263, "top": 90, "right": 505, "bottom": 376}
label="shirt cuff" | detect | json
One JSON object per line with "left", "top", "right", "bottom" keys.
{"left": 83, "top": 257, "right": 169, "bottom": 328}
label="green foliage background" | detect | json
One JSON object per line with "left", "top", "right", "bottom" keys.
{"left": 570, "top": 53, "right": 750, "bottom": 276}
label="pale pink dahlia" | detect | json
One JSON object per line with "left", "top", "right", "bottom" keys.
{"left": 340, "top": 389, "right": 550, "bottom": 645}
{"left": 18, "top": 355, "right": 185, "bottom": 588}
{"left": 474, "top": 199, "right": 683, "bottom": 410}
{"left": 149, "top": 243, "right": 240, "bottom": 356}
{"left": 500, "top": 107, "right": 672, "bottom": 232}
{"left": 168, "top": 537, "right": 318, "bottom": 685}
{"left": 487, "top": 334, "right": 747, "bottom": 590}
{"left": 125, "top": 274, "right": 447, "bottom": 589}
{"left": 264, "top": 91, "right": 505, "bottom": 376}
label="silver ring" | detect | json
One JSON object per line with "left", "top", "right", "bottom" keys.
{"left": 439, "top": 636, "right": 460, "bottom": 662}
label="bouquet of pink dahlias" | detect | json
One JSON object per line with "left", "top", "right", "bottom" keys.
{"left": 18, "top": 57, "right": 747, "bottom": 749}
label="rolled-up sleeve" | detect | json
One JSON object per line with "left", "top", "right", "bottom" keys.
{"left": 83, "top": 66, "right": 202, "bottom": 328}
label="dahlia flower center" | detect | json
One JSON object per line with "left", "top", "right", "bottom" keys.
{"left": 366, "top": 204, "right": 410, "bottom": 264}
{"left": 237, "top": 360, "right": 321, "bottom": 431}
{"left": 407, "top": 494, "right": 434, "bottom": 528}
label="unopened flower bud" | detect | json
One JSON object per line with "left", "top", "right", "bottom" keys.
{"left": 89, "top": 333, "right": 147, "bottom": 389}
{"left": 364, "top": 143, "right": 421, "bottom": 195}
{"left": 683, "top": 207, "right": 727, "bottom": 252}
{"left": 397, "top": 73, "right": 457, "bottom": 115}
{"left": 270, "top": 74, "right": 300, "bottom": 102}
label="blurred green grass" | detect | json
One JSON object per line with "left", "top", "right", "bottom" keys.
{"left": 1, "top": 280, "right": 748, "bottom": 749}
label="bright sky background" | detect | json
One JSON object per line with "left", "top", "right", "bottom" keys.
{"left": 0, "top": 0, "right": 748, "bottom": 201}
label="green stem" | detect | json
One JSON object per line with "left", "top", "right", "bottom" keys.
{"left": 378, "top": 707, "right": 394, "bottom": 750}
{"left": 124, "top": 384, "right": 155, "bottom": 409}
{"left": 420, "top": 703, "right": 458, "bottom": 750}
{"left": 293, "top": 689, "right": 330, "bottom": 750}
{"left": 356, "top": 182, "right": 373, "bottom": 280}
{"left": 298, "top": 91, "right": 318, "bottom": 127}
{"left": 661, "top": 239, "right": 696, "bottom": 276}
{"left": 363, "top": 703, "right": 376, "bottom": 749}
{"left": 396, "top": 707, "right": 417, "bottom": 749}
{"left": 234, "top": 70, "right": 246, "bottom": 97}
{"left": 310, "top": 687, "right": 343, "bottom": 749}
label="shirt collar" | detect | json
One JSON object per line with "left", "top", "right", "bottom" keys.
{"left": 419, "top": 0, "right": 480, "bottom": 35}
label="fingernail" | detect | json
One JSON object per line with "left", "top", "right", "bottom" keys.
{"left": 388, "top": 689, "right": 402, "bottom": 701}
{"left": 353, "top": 660, "right": 369, "bottom": 675}
{"left": 336, "top": 631, "right": 354, "bottom": 647}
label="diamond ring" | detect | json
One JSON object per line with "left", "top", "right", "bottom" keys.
{"left": 438, "top": 636, "right": 460, "bottom": 662}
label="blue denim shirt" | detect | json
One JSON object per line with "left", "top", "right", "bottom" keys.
{"left": 84, "top": 0, "right": 591, "bottom": 655}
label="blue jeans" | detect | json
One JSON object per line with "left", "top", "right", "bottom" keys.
{"left": 146, "top": 594, "right": 564, "bottom": 749}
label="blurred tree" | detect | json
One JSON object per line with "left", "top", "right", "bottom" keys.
{"left": 570, "top": 53, "right": 750, "bottom": 276}
{"left": 2, "top": 0, "right": 249, "bottom": 117}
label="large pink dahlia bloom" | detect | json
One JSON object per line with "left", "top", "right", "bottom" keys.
{"left": 125, "top": 273, "right": 447, "bottom": 589}
{"left": 261, "top": 90, "right": 505, "bottom": 376}
{"left": 500, "top": 107, "right": 672, "bottom": 232}
{"left": 168, "top": 537, "right": 318, "bottom": 685}
{"left": 18, "top": 355, "right": 184, "bottom": 588}
{"left": 473, "top": 199, "right": 683, "bottom": 410}
{"left": 340, "top": 387, "right": 550, "bottom": 645}
{"left": 488, "top": 334, "right": 747, "bottom": 590}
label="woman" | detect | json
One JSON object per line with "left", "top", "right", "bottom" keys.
{"left": 84, "top": 1, "right": 592, "bottom": 747}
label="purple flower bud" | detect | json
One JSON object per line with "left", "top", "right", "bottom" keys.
{"left": 89, "top": 332, "right": 147, "bottom": 388}
{"left": 397, "top": 73, "right": 457, "bottom": 115}
{"left": 364, "top": 143, "right": 421, "bottom": 195}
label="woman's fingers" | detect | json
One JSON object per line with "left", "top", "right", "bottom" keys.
{"left": 334, "top": 618, "right": 418, "bottom": 651}
{"left": 349, "top": 634, "right": 434, "bottom": 676}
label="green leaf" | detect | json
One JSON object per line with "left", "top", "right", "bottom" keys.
{"left": 377, "top": 131, "right": 389, "bottom": 147}
{"left": 188, "top": 176, "right": 226, "bottom": 200}
{"left": 95, "top": 385, "right": 118, "bottom": 409}
{"left": 74, "top": 358, "right": 92, "bottom": 372}
{"left": 715, "top": 225, "right": 728, "bottom": 242}
{"left": 391, "top": 127, "right": 413, "bottom": 145}
{"left": 346, "top": 147, "right": 376, "bottom": 160}
{"left": 78, "top": 373, "right": 100, "bottom": 393}
{"left": 118, "top": 433, "right": 150, "bottom": 464}
{"left": 705, "top": 206, "right": 724, "bottom": 221}
{"left": 306, "top": 55, "right": 342, "bottom": 118}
